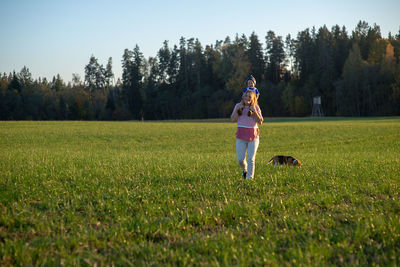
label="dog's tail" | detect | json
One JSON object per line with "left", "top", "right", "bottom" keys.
{"left": 266, "top": 158, "right": 274, "bottom": 165}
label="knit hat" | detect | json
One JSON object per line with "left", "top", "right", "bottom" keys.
{"left": 246, "top": 75, "right": 256, "bottom": 85}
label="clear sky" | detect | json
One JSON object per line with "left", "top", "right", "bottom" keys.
{"left": 1, "top": 0, "right": 399, "bottom": 83}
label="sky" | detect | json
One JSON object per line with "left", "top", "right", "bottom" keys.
{"left": 1, "top": 0, "right": 399, "bottom": 83}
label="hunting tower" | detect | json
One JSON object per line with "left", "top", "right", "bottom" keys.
{"left": 311, "top": 96, "right": 324, "bottom": 117}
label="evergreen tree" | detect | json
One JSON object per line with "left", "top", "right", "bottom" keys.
{"left": 104, "top": 57, "right": 114, "bottom": 87}
{"left": 225, "top": 48, "right": 251, "bottom": 95}
{"left": 5, "top": 72, "right": 23, "bottom": 119}
{"left": 158, "top": 40, "right": 171, "bottom": 83}
{"left": 294, "top": 28, "right": 315, "bottom": 82}
{"left": 177, "top": 37, "right": 188, "bottom": 95}
{"left": 85, "top": 55, "right": 99, "bottom": 89}
{"left": 193, "top": 38, "right": 206, "bottom": 88}
{"left": 122, "top": 45, "right": 144, "bottom": 119}
{"left": 338, "top": 43, "right": 366, "bottom": 115}
{"left": 19, "top": 66, "right": 33, "bottom": 88}
{"left": 352, "top": 21, "right": 381, "bottom": 60}
{"left": 51, "top": 74, "right": 64, "bottom": 92}
{"left": 167, "top": 45, "right": 179, "bottom": 84}
{"left": 265, "top": 31, "right": 286, "bottom": 83}
{"left": 285, "top": 34, "right": 296, "bottom": 76}
{"left": 332, "top": 25, "right": 350, "bottom": 78}
{"left": 85, "top": 55, "right": 106, "bottom": 91}
{"left": 105, "top": 88, "right": 116, "bottom": 119}
{"left": 72, "top": 73, "right": 82, "bottom": 87}
{"left": 246, "top": 32, "right": 265, "bottom": 83}
{"left": 8, "top": 71, "right": 22, "bottom": 93}
{"left": 143, "top": 56, "right": 159, "bottom": 120}
{"left": 315, "top": 26, "right": 336, "bottom": 115}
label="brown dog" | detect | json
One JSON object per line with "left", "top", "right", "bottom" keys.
{"left": 267, "top": 155, "right": 302, "bottom": 167}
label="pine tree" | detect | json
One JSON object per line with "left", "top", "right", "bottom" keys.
{"left": 167, "top": 45, "right": 179, "bottom": 84}
{"left": 122, "top": 45, "right": 144, "bottom": 119}
{"left": 246, "top": 32, "right": 265, "bottom": 83}
{"left": 105, "top": 57, "right": 114, "bottom": 88}
{"left": 294, "top": 28, "right": 315, "bottom": 82}
{"left": 340, "top": 43, "right": 366, "bottom": 115}
{"left": 85, "top": 55, "right": 99, "bottom": 89}
{"left": 265, "top": 31, "right": 286, "bottom": 83}
{"left": 315, "top": 26, "right": 336, "bottom": 115}
{"left": 5, "top": 72, "right": 23, "bottom": 119}
{"left": 158, "top": 40, "right": 171, "bottom": 83}
{"left": 285, "top": 34, "right": 296, "bottom": 76}
{"left": 72, "top": 73, "right": 81, "bottom": 87}
{"left": 332, "top": 25, "right": 350, "bottom": 78}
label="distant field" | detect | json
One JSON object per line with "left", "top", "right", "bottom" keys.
{"left": 1, "top": 118, "right": 399, "bottom": 265}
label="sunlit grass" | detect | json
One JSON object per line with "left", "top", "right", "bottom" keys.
{"left": 0, "top": 118, "right": 399, "bottom": 265}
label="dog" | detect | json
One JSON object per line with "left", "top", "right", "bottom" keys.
{"left": 267, "top": 155, "right": 302, "bottom": 167}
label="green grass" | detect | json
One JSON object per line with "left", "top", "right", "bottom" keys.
{"left": 1, "top": 118, "right": 400, "bottom": 266}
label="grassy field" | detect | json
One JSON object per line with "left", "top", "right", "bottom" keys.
{"left": 0, "top": 118, "right": 400, "bottom": 266}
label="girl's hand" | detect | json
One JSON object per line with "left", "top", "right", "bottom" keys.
{"left": 237, "top": 101, "right": 245, "bottom": 113}
{"left": 251, "top": 105, "right": 263, "bottom": 124}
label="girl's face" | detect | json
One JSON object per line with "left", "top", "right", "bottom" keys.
{"left": 243, "top": 91, "right": 253, "bottom": 105}
{"left": 247, "top": 80, "right": 255, "bottom": 88}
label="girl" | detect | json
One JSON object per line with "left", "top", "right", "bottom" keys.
{"left": 231, "top": 89, "right": 263, "bottom": 179}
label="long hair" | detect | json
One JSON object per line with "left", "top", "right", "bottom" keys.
{"left": 245, "top": 90, "right": 258, "bottom": 107}
{"left": 238, "top": 90, "right": 258, "bottom": 116}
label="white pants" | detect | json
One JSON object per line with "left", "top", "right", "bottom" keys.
{"left": 236, "top": 137, "right": 259, "bottom": 179}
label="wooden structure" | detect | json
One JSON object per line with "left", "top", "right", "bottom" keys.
{"left": 311, "top": 96, "right": 324, "bottom": 117}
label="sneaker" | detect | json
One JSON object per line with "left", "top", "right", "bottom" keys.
{"left": 242, "top": 171, "right": 247, "bottom": 179}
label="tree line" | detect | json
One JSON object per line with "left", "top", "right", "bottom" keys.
{"left": 1, "top": 21, "right": 399, "bottom": 120}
